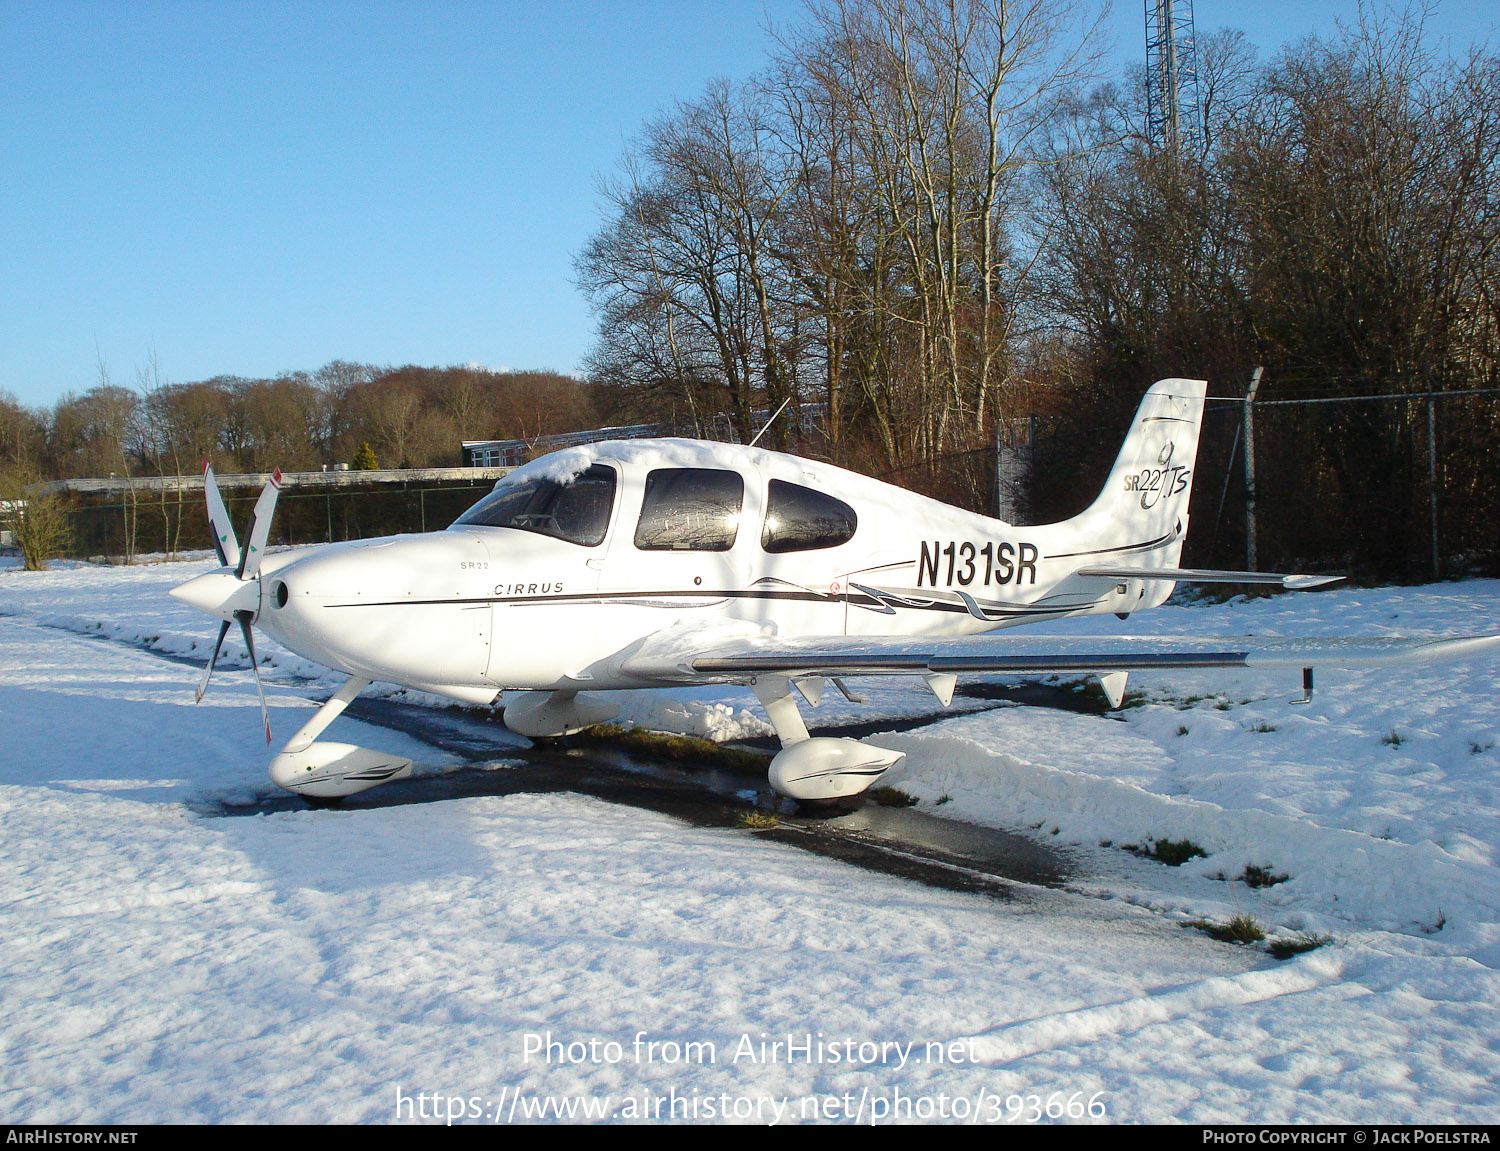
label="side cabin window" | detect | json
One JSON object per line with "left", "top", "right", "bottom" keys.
{"left": 634, "top": 468, "right": 743, "bottom": 552}
{"left": 761, "top": 480, "right": 857, "bottom": 553}
{"left": 452, "top": 463, "right": 617, "bottom": 547}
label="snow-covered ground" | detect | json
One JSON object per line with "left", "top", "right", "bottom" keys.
{"left": 2, "top": 554, "right": 1498, "bottom": 1124}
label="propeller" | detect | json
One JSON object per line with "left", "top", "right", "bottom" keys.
{"left": 173, "top": 463, "right": 282, "bottom": 743}
{"left": 203, "top": 458, "right": 240, "bottom": 570}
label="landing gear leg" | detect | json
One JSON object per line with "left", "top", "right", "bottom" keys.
{"left": 752, "top": 675, "right": 810, "bottom": 746}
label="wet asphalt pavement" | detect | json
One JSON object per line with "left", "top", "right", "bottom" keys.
{"left": 208, "top": 682, "right": 1106, "bottom": 902}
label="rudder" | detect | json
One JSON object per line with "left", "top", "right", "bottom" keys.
{"left": 1072, "top": 378, "right": 1208, "bottom": 567}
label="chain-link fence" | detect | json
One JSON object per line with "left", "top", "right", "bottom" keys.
{"left": 53, "top": 477, "right": 502, "bottom": 561}
{"left": 35, "top": 388, "right": 1500, "bottom": 581}
{"left": 1008, "top": 387, "right": 1500, "bottom": 580}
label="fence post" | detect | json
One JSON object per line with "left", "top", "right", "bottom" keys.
{"left": 993, "top": 423, "right": 1001, "bottom": 519}
{"left": 1243, "top": 366, "right": 1264, "bottom": 571}
{"left": 1428, "top": 396, "right": 1439, "bottom": 580}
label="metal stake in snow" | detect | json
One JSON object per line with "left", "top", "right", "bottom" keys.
{"left": 1244, "top": 365, "right": 1263, "bottom": 572}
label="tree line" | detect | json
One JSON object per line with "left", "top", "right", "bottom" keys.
{"left": 577, "top": 0, "right": 1500, "bottom": 576}
{"left": 0, "top": 361, "right": 598, "bottom": 481}
{"left": 0, "top": 361, "right": 601, "bottom": 566}
{"left": 578, "top": 0, "right": 1098, "bottom": 462}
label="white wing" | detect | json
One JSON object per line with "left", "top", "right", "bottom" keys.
{"left": 620, "top": 629, "right": 1500, "bottom": 683}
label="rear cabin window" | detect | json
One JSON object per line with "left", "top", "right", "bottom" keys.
{"left": 761, "top": 480, "right": 857, "bottom": 553}
{"left": 634, "top": 468, "right": 743, "bottom": 552}
{"left": 452, "top": 463, "right": 617, "bottom": 547}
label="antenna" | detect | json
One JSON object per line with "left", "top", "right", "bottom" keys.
{"left": 1145, "top": 0, "right": 1201, "bottom": 151}
{"left": 748, "top": 397, "right": 792, "bottom": 448}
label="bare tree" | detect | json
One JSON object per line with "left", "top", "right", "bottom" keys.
{"left": 363, "top": 387, "right": 424, "bottom": 469}
{"left": 313, "top": 360, "right": 376, "bottom": 462}
{"left": 50, "top": 357, "right": 145, "bottom": 560}
{"left": 792, "top": 0, "right": 1103, "bottom": 449}
{"left": 580, "top": 104, "right": 780, "bottom": 444}
{"left": 0, "top": 391, "right": 46, "bottom": 474}
{"left": 581, "top": 0, "right": 1107, "bottom": 469}
{"left": 1223, "top": 13, "right": 1500, "bottom": 568}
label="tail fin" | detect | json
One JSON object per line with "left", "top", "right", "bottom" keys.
{"left": 1071, "top": 378, "right": 1207, "bottom": 569}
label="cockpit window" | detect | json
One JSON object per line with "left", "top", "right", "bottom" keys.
{"left": 761, "top": 480, "right": 857, "bottom": 553}
{"left": 452, "top": 463, "right": 617, "bottom": 546}
{"left": 634, "top": 468, "right": 743, "bottom": 552}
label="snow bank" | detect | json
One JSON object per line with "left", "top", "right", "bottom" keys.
{"left": 4, "top": 557, "right": 1500, "bottom": 1122}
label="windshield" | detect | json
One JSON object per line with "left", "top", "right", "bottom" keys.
{"left": 452, "top": 463, "right": 617, "bottom": 546}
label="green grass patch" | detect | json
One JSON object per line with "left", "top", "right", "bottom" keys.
{"left": 870, "top": 786, "right": 918, "bottom": 807}
{"left": 1129, "top": 838, "right": 1207, "bottom": 866}
{"left": 1244, "top": 719, "right": 1278, "bottom": 733}
{"left": 737, "top": 811, "right": 779, "bottom": 830}
{"left": 1240, "top": 865, "right": 1289, "bottom": 888}
{"left": 1189, "top": 914, "right": 1265, "bottom": 945}
{"left": 1171, "top": 692, "right": 1232, "bottom": 711}
{"left": 1267, "top": 933, "right": 1332, "bottom": 960}
{"left": 1381, "top": 728, "right": 1406, "bottom": 748}
{"left": 571, "top": 724, "right": 771, "bottom": 773}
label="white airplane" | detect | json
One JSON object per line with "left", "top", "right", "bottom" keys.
{"left": 172, "top": 378, "right": 1500, "bottom": 802}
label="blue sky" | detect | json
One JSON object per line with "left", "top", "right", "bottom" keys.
{"left": 3, "top": 1, "right": 1494, "bottom": 409}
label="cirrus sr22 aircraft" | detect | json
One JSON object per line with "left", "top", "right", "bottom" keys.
{"left": 172, "top": 379, "right": 1500, "bottom": 802}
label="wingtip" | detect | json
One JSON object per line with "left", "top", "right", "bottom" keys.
{"left": 1282, "top": 574, "right": 1345, "bottom": 590}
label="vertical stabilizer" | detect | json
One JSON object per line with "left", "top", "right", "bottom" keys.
{"left": 1070, "top": 378, "right": 1207, "bottom": 574}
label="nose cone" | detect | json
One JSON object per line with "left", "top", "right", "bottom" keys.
{"left": 252, "top": 532, "right": 495, "bottom": 686}
{"left": 170, "top": 569, "right": 261, "bottom": 622}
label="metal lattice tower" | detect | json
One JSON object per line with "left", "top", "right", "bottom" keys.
{"left": 1145, "top": 0, "right": 1201, "bottom": 150}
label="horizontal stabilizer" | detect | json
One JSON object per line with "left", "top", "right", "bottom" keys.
{"left": 1077, "top": 566, "right": 1342, "bottom": 590}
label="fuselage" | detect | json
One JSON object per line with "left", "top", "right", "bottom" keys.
{"left": 251, "top": 437, "right": 1185, "bottom": 700}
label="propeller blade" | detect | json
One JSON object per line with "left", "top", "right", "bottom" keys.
{"left": 237, "top": 611, "right": 272, "bottom": 745}
{"left": 202, "top": 461, "right": 240, "bottom": 571}
{"left": 195, "top": 618, "right": 232, "bottom": 703}
{"left": 236, "top": 468, "right": 282, "bottom": 582}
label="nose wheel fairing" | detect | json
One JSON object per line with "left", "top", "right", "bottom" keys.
{"left": 269, "top": 741, "right": 414, "bottom": 798}
{"left": 267, "top": 675, "right": 415, "bottom": 798}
